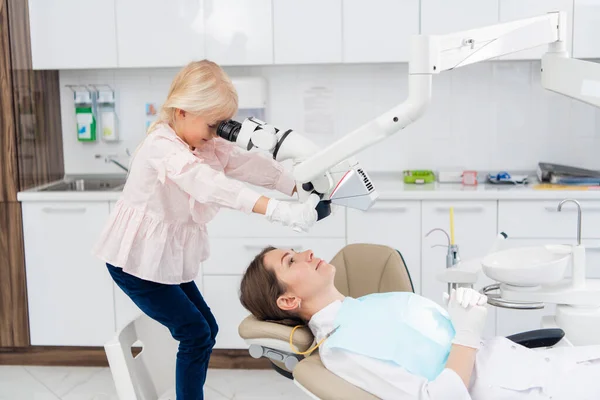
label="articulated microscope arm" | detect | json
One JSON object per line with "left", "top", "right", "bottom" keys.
{"left": 216, "top": 117, "right": 378, "bottom": 218}
{"left": 219, "top": 11, "right": 600, "bottom": 214}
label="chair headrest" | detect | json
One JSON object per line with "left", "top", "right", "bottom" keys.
{"left": 238, "top": 315, "right": 314, "bottom": 352}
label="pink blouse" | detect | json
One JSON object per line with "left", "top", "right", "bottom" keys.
{"left": 92, "top": 123, "right": 295, "bottom": 284}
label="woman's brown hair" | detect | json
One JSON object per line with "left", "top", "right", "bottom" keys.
{"left": 239, "top": 246, "right": 304, "bottom": 327}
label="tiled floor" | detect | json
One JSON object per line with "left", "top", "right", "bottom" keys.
{"left": 0, "top": 366, "right": 310, "bottom": 399}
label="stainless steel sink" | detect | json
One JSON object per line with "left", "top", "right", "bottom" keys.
{"left": 38, "top": 178, "right": 126, "bottom": 192}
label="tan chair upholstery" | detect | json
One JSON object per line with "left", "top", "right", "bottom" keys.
{"left": 238, "top": 243, "right": 414, "bottom": 400}
{"left": 238, "top": 314, "right": 314, "bottom": 353}
{"left": 294, "top": 353, "right": 379, "bottom": 400}
{"left": 331, "top": 243, "right": 414, "bottom": 297}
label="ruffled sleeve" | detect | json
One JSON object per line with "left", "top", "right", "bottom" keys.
{"left": 214, "top": 138, "right": 296, "bottom": 196}
{"left": 149, "top": 147, "right": 262, "bottom": 214}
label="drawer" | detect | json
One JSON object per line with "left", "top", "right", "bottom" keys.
{"left": 207, "top": 203, "right": 345, "bottom": 238}
{"left": 498, "top": 200, "right": 600, "bottom": 239}
{"left": 204, "top": 237, "right": 347, "bottom": 275}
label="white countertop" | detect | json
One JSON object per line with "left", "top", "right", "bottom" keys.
{"left": 16, "top": 175, "right": 600, "bottom": 202}
{"left": 372, "top": 180, "right": 600, "bottom": 201}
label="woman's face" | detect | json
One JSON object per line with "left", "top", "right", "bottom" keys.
{"left": 263, "top": 248, "right": 336, "bottom": 310}
{"left": 174, "top": 110, "right": 219, "bottom": 150}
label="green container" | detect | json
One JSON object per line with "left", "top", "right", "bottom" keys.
{"left": 403, "top": 170, "right": 435, "bottom": 184}
{"left": 76, "top": 106, "right": 96, "bottom": 142}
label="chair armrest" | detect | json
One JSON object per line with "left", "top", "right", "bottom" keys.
{"left": 506, "top": 328, "right": 565, "bottom": 348}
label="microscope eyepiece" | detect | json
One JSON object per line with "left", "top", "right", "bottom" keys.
{"left": 216, "top": 120, "right": 241, "bottom": 142}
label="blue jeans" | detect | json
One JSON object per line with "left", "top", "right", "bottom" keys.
{"left": 107, "top": 264, "right": 218, "bottom": 400}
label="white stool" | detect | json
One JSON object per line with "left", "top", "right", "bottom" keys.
{"left": 104, "top": 314, "right": 178, "bottom": 400}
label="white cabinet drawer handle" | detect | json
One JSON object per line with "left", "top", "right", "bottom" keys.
{"left": 244, "top": 245, "right": 303, "bottom": 251}
{"left": 545, "top": 207, "right": 600, "bottom": 212}
{"left": 435, "top": 206, "right": 484, "bottom": 213}
{"left": 42, "top": 207, "right": 87, "bottom": 214}
{"left": 370, "top": 206, "right": 407, "bottom": 212}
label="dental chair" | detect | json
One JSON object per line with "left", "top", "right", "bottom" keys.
{"left": 238, "top": 243, "right": 566, "bottom": 400}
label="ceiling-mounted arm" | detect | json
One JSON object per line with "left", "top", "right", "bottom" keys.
{"left": 542, "top": 54, "right": 600, "bottom": 108}
{"left": 293, "top": 12, "right": 569, "bottom": 184}
{"left": 410, "top": 12, "right": 564, "bottom": 75}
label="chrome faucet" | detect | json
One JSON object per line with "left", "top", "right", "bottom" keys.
{"left": 557, "top": 199, "right": 582, "bottom": 245}
{"left": 425, "top": 228, "right": 462, "bottom": 293}
{"left": 95, "top": 153, "right": 129, "bottom": 173}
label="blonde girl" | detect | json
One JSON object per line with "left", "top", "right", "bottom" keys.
{"left": 93, "top": 60, "right": 319, "bottom": 400}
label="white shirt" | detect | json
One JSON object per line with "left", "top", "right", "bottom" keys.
{"left": 309, "top": 300, "right": 600, "bottom": 400}
{"left": 93, "top": 124, "right": 295, "bottom": 284}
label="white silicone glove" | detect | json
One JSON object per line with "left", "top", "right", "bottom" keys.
{"left": 443, "top": 288, "right": 488, "bottom": 349}
{"left": 265, "top": 193, "right": 320, "bottom": 232}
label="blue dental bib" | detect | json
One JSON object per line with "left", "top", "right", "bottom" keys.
{"left": 323, "top": 292, "right": 456, "bottom": 380}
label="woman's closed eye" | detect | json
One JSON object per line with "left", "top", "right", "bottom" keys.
{"left": 286, "top": 253, "right": 296, "bottom": 267}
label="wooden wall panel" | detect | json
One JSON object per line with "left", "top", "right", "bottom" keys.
{"left": 0, "top": 0, "right": 64, "bottom": 349}
{"left": 8, "top": 0, "right": 64, "bottom": 191}
{"left": 0, "top": 0, "right": 19, "bottom": 202}
{"left": 0, "top": 202, "right": 29, "bottom": 347}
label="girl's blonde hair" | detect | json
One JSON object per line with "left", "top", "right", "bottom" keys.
{"left": 147, "top": 60, "right": 238, "bottom": 134}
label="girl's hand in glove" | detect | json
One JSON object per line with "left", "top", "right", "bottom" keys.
{"left": 443, "top": 288, "right": 488, "bottom": 349}
{"left": 265, "top": 193, "right": 320, "bottom": 232}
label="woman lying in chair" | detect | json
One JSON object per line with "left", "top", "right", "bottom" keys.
{"left": 239, "top": 246, "right": 600, "bottom": 400}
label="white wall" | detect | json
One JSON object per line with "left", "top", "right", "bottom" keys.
{"left": 59, "top": 62, "right": 600, "bottom": 176}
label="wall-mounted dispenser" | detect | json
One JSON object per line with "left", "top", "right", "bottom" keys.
{"left": 92, "top": 85, "right": 118, "bottom": 142}
{"left": 67, "top": 85, "right": 96, "bottom": 142}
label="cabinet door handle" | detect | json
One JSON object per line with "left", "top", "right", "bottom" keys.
{"left": 42, "top": 207, "right": 87, "bottom": 214}
{"left": 244, "top": 245, "right": 303, "bottom": 251}
{"left": 435, "top": 206, "right": 484, "bottom": 213}
{"left": 370, "top": 206, "right": 408, "bottom": 212}
{"left": 545, "top": 207, "right": 600, "bottom": 212}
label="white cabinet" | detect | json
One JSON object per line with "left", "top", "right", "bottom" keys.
{"left": 421, "top": 0, "right": 499, "bottom": 34}
{"left": 115, "top": 0, "right": 205, "bottom": 68}
{"left": 347, "top": 201, "right": 422, "bottom": 293}
{"left": 273, "top": 0, "right": 342, "bottom": 64}
{"left": 22, "top": 201, "right": 115, "bottom": 346}
{"left": 573, "top": 0, "right": 600, "bottom": 58}
{"left": 203, "top": 275, "right": 247, "bottom": 349}
{"left": 114, "top": 283, "right": 143, "bottom": 332}
{"left": 342, "top": 0, "right": 419, "bottom": 63}
{"left": 205, "top": 0, "right": 273, "bottom": 65}
{"left": 28, "top": 0, "right": 118, "bottom": 69}
{"left": 499, "top": 0, "right": 574, "bottom": 60}
{"left": 421, "top": 201, "right": 498, "bottom": 338}
{"left": 498, "top": 200, "right": 600, "bottom": 239}
{"left": 108, "top": 201, "right": 144, "bottom": 331}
